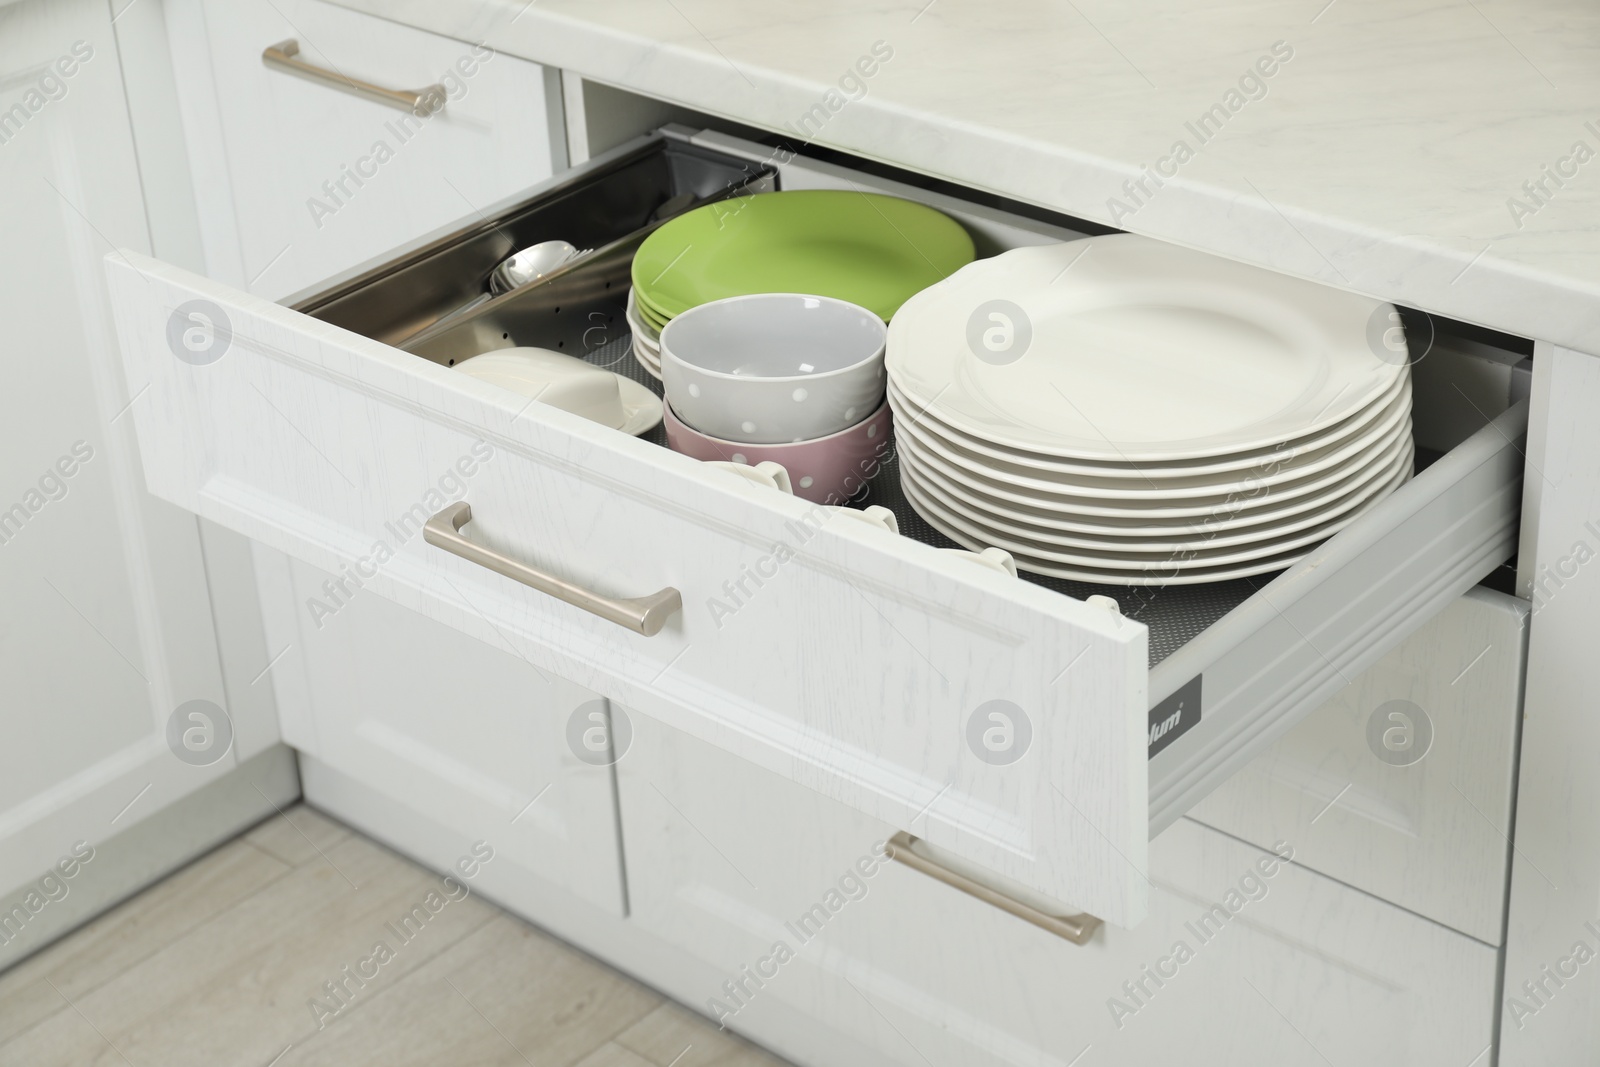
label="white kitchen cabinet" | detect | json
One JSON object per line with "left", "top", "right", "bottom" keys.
{"left": 103, "top": 124, "right": 1524, "bottom": 930}
{"left": 615, "top": 711, "right": 1499, "bottom": 1067}
{"left": 251, "top": 548, "right": 627, "bottom": 912}
{"left": 1190, "top": 586, "right": 1527, "bottom": 944}
{"left": 1500, "top": 344, "right": 1600, "bottom": 1066}
{"left": 183, "top": 0, "right": 562, "bottom": 300}
{"left": 0, "top": 0, "right": 251, "bottom": 940}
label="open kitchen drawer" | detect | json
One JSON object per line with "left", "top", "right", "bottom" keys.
{"left": 105, "top": 126, "right": 1525, "bottom": 929}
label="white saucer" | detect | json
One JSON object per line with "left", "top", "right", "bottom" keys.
{"left": 614, "top": 376, "right": 664, "bottom": 434}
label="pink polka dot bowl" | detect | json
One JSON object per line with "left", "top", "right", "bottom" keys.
{"left": 664, "top": 397, "right": 894, "bottom": 505}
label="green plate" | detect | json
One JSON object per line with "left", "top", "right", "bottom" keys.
{"left": 637, "top": 292, "right": 675, "bottom": 325}
{"left": 636, "top": 298, "right": 671, "bottom": 332}
{"left": 632, "top": 189, "right": 974, "bottom": 321}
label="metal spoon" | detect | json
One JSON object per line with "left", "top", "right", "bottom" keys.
{"left": 488, "top": 240, "right": 589, "bottom": 295}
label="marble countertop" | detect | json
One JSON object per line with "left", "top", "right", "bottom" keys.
{"left": 335, "top": 0, "right": 1599, "bottom": 352}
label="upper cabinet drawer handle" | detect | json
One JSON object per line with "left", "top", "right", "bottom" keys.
{"left": 262, "top": 39, "right": 446, "bottom": 117}
{"left": 424, "top": 503, "right": 682, "bottom": 636}
{"left": 887, "top": 832, "right": 1103, "bottom": 945}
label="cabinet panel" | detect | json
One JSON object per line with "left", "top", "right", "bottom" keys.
{"left": 0, "top": 0, "right": 232, "bottom": 931}
{"left": 254, "top": 548, "right": 626, "bottom": 912}
{"left": 617, "top": 712, "right": 1499, "bottom": 1067}
{"left": 1190, "top": 586, "right": 1526, "bottom": 944}
{"left": 195, "top": 0, "right": 561, "bottom": 300}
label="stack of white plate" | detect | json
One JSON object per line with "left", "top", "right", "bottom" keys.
{"left": 625, "top": 288, "right": 663, "bottom": 379}
{"left": 886, "top": 235, "right": 1415, "bottom": 586}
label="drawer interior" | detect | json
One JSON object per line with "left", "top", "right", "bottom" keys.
{"left": 293, "top": 128, "right": 1523, "bottom": 673}
{"left": 295, "top": 135, "right": 774, "bottom": 350}
{"left": 284, "top": 126, "right": 1528, "bottom": 843}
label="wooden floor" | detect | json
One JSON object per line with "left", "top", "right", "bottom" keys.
{"left": 0, "top": 805, "right": 791, "bottom": 1067}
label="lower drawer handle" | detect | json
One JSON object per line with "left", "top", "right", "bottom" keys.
{"left": 887, "top": 832, "right": 1103, "bottom": 945}
{"left": 424, "top": 502, "right": 682, "bottom": 636}
{"left": 262, "top": 39, "right": 446, "bottom": 117}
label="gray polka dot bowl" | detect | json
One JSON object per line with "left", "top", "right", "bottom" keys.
{"left": 660, "top": 293, "right": 886, "bottom": 445}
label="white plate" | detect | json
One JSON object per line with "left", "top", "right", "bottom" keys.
{"left": 894, "top": 401, "right": 1412, "bottom": 516}
{"left": 891, "top": 375, "right": 1411, "bottom": 496}
{"left": 901, "top": 442, "right": 1413, "bottom": 554}
{"left": 628, "top": 323, "right": 660, "bottom": 355}
{"left": 904, "top": 458, "right": 1407, "bottom": 569}
{"left": 886, "top": 369, "right": 1409, "bottom": 481}
{"left": 629, "top": 318, "right": 660, "bottom": 355}
{"left": 887, "top": 235, "right": 1405, "bottom": 461}
{"left": 898, "top": 439, "right": 1410, "bottom": 536}
{"left": 901, "top": 478, "right": 1320, "bottom": 585}
{"left": 631, "top": 338, "right": 663, "bottom": 380}
{"left": 899, "top": 422, "right": 1409, "bottom": 522}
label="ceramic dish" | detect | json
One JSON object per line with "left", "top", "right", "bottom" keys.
{"left": 661, "top": 293, "right": 887, "bottom": 445}
{"left": 638, "top": 298, "right": 672, "bottom": 334}
{"left": 705, "top": 460, "right": 792, "bottom": 493}
{"left": 663, "top": 397, "right": 892, "bottom": 504}
{"left": 886, "top": 235, "right": 1405, "bottom": 461}
{"left": 901, "top": 478, "right": 1351, "bottom": 587}
{"left": 902, "top": 443, "right": 1413, "bottom": 557}
{"left": 626, "top": 289, "right": 660, "bottom": 340}
{"left": 940, "top": 546, "right": 1019, "bottom": 577}
{"left": 825, "top": 504, "right": 899, "bottom": 535}
{"left": 455, "top": 348, "right": 662, "bottom": 435}
{"left": 631, "top": 338, "right": 663, "bottom": 380}
{"left": 633, "top": 189, "right": 975, "bottom": 321}
{"left": 895, "top": 404, "right": 1411, "bottom": 516}
{"left": 897, "top": 438, "right": 1413, "bottom": 537}
{"left": 626, "top": 290, "right": 665, "bottom": 379}
{"left": 885, "top": 370, "right": 1410, "bottom": 481}
{"left": 904, "top": 458, "right": 1409, "bottom": 571}
{"left": 891, "top": 382, "right": 1412, "bottom": 500}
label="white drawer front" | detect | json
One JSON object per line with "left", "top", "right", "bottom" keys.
{"left": 192, "top": 0, "right": 561, "bottom": 300}
{"left": 106, "top": 255, "right": 1149, "bottom": 926}
{"left": 618, "top": 714, "right": 1499, "bottom": 1067}
{"left": 1189, "top": 585, "right": 1527, "bottom": 944}
{"left": 253, "top": 550, "right": 627, "bottom": 913}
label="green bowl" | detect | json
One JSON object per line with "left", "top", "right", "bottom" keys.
{"left": 632, "top": 189, "right": 974, "bottom": 322}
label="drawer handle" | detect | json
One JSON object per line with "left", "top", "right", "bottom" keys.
{"left": 424, "top": 502, "right": 682, "bottom": 636}
{"left": 886, "top": 832, "right": 1103, "bottom": 945}
{"left": 262, "top": 39, "right": 446, "bottom": 117}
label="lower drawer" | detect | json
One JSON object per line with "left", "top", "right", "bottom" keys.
{"left": 253, "top": 547, "right": 627, "bottom": 913}
{"left": 1190, "top": 585, "right": 1527, "bottom": 944}
{"left": 618, "top": 711, "right": 1499, "bottom": 1067}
